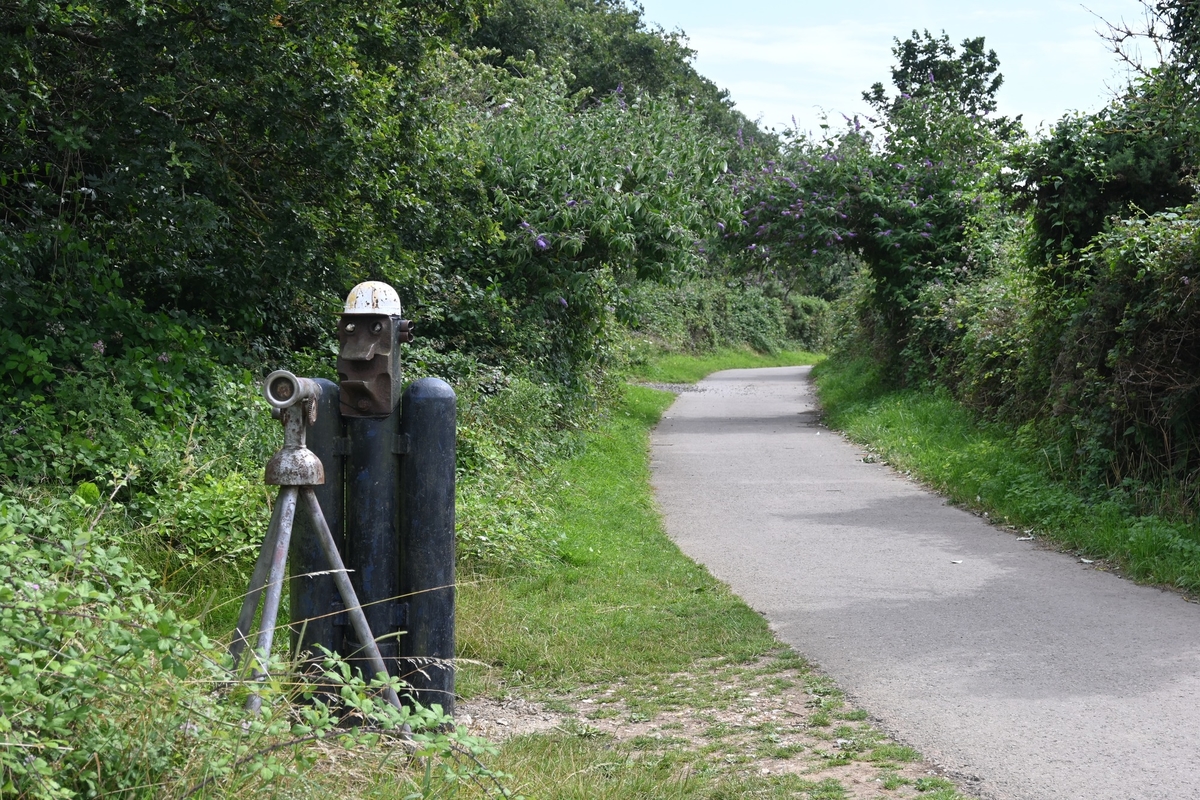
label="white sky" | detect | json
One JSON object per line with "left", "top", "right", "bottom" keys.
{"left": 635, "top": 0, "right": 1154, "bottom": 136}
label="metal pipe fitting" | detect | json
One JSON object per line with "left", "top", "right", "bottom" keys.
{"left": 264, "top": 371, "right": 325, "bottom": 487}
{"left": 264, "top": 370, "right": 321, "bottom": 411}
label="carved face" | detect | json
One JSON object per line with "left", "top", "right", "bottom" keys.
{"left": 337, "top": 315, "right": 390, "bottom": 361}
{"left": 336, "top": 314, "right": 400, "bottom": 417}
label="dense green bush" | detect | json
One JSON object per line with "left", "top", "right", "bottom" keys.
{"left": 883, "top": 200, "right": 1200, "bottom": 515}
{"left": 1046, "top": 206, "right": 1200, "bottom": 505}
{"left": 2, "top": 40, "right": 742, "bottom": 473}
{"left": 1, "top": 0, "right": 485, "bottom": 348}
{"left": 437, "top": 55, "right": 735, "bottom": 397}
{"left": 620, "top": 278, "right": 788, "bottom": 355}
{"left": 0, "top": 490, "right": 490, "bottom": 799}
{"left": 783, "top": 294, "right": 836, "bottom": 353}
{"left": 1010, "top": 98, "right": 1194, "bottom": 274}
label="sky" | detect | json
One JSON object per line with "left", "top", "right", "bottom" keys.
{"left": 635, "top": 0, "right": 1155, "bottom": 136}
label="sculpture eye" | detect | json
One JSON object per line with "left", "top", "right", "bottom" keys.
{"left": 372, "top": 322, "right": 382, "bottom": 334}
{"left": 344, "top": 322, "right": 356, "bottom": 333}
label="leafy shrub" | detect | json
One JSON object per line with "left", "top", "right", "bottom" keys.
{"left": 435, "top": 54, "right": 735, "bottom": 397}
{"left": 900, "top": 202, "right": 1200, "bottom": 516}
{"left": 783, "top": 295, "right": 835, "bottom": 352}
{"left": 0, "top": 0, "right": 481, "bottom": 350}
{"left": 0, "top": 275, "right": 275, "bottom": 482}
{"left": 906, "top": 266, "right": 1039, "bottom": 412}
{"left": 1011, "top": 94, "right": 1195, "bottom": 275}
{"left": 1047, "top": 205, "right": 1200, "bottom": 508}
{"left": 138, "top": 471, "right": 272, "bottom": 571}
{"left": 0, "top": 490, "right": 504, "bottom": 798}
{"left": 454, "top": 372, "right": 577, "bottom": 569}
{"left": 621, "top": 278, "right": 788, "bottom": 354}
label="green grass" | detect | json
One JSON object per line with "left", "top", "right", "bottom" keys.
{"left": 457, "top": 384, "right": 778, "bottom": 694}
{"left": 631, "top": 347, "right": 823, "bottom": 384}
{"left": 472, "top": 734, "right": 856, "bottom": 800}
{"left": 814, "top": 355, "right": 1200, "bottom": 593}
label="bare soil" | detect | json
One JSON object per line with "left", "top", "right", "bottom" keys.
{"left": 458, "top": 653, "right": 977, "bottom": 798}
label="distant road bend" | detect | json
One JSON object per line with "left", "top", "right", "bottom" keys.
{"left": 650, "top": 366, "right": 1200, "bottom": 800}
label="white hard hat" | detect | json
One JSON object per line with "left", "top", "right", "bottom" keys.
{"left": 342, "top": 281, "right": 402, "bottom": 316}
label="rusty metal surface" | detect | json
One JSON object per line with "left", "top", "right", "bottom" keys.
{"left": 265, "top": 443, "right": 325, "bottom": 486}
{"left": 337, "top": 313, "right": 404, "bottom": 417}
{"left": 263, "top": 370, "right": 326, "bottom": 486}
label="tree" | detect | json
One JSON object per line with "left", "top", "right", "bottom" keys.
{"left": 720, "top": 30, "right": 1015, "bottom": 374}
{"left": 466, "top": 0, "right": 756, "bottom": 138}
{"left": 864, "top": 31, "right": 1000, "bottom": 116}
{"left": 0, "top": 0, "right": 484, "bottom": 352}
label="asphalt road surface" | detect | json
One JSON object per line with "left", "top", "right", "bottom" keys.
{"left": 649, "top": 366, "right": 1200, "bottom": 800}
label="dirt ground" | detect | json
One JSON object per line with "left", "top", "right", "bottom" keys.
{"left": 458, "top": 654, "right": 979, "bottom": 799}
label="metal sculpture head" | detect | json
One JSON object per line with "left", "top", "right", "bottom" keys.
{"left": 336, "top": 282, "right": 414, "bottom": 417}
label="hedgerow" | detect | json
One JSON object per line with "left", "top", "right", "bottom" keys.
{"left": 0, "top": 490, "right": 504, "bottom": 799}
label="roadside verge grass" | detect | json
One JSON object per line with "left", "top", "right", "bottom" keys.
{"left": 458, "top": 384, "right": 776, "bottom": 693}
{"left": 814, "top": 355, "right": 1200, "bottom": 593}
{"left": 631, "top": 347, "right": 823, "bottom": 384}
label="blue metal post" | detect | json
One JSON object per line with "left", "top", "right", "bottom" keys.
{"left": 398, "top": 378, "right": 457, "bottom": 714}
{"left": 345, "top": 413, "right": 402, "bottom": 676}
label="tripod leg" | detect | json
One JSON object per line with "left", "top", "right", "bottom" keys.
{"left": 230, "top": 489, "right": 287, "bottom": 669}
{"left": 301, "top": 487, "right": 402, "bottom": 711}
{"left": 245, "top": 486, "right": 298, "bottom": 713}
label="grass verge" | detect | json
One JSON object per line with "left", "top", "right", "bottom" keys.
{"left": 814, "top": 355, "right": 1200, "bottom": 593}
{"left": 631, "top": 347, "right": 824, "bottom": 384}
{"left": 423, "top": 376, "right": 974, "bottom": 800}
{"left": 458, "top": 386, "right": 776, "bottom": 692}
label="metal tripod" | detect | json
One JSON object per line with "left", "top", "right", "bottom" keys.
{"left": 230, "top": 370, "right": 401, "bottom": 713}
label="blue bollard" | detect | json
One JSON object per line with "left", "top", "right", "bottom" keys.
{"left": 345, "top": 412, "right": 403, "bottom": 676}
{"left": 398, "top": 378, "right": 457, "bottom": 714}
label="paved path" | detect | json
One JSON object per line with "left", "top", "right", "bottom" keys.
{"left": 649, "top": 366, "right": 1200, "bottom": 800}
